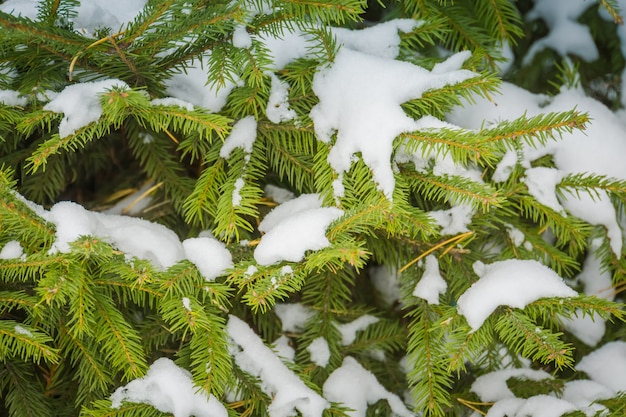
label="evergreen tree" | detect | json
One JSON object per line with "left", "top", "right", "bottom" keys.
{"left": 0, "top": 1, "right": 625, "bottom": 416}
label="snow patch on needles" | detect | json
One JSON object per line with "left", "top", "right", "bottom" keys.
{"left": 227, "top": 315, "right": 329, "bottom": 417}
{"left": 182, "top": 237, "right": 233, "bottom": 281}
{"left": 456, "top": 259, "right": 577, "bottom": 331}
{"left": 220, "top": 116, "right": 257, "bottom": 158}
{"left": 336, "top": 315, "right": 379, "bottom": 346}
{"left": 412, "top": 255, "right": 447, "bottom": 305}
{"left": 472, "top": 368, "right": 553, "bottom": 402}
{"left": 44, "top": 79, "right": 129, "bottom": 138}
{"left": 323, "top": 357, "right": 413, "bottom": 417}
{"left": 307, "top": 337, "right": 331, "bottom": 367}
{"left": 266, "top": 73, "right": 297, "bottom": 123}
{"left": 254, "top": 194, "right": 343, "bottom": 266}
{"left": 110, "top": 357, "right": 227, "bottom": 417}
{"left": 274, "top": 303, "right": 314, "bottom": 332}
{"left": 0, "top": 90, "right": 27, "bottom": 107}
{"left": 576, "top": 341, "right": 626, "bottom": 392}
{"left": 449, "top": 84, "right": 626, "bottom": 256}
{"left": 310, "top": 49, "right": 476, "bottom": 199}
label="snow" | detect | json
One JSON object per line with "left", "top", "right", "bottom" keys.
{"left": 310, "top": 49, "right": 476, "bottom": 199}
{"left": 512, "top": 395, "right": 577, "bottom": 417}
{"left": 73, "top": 0, "right": 146, "bottom": 36}
{"left": 331, "top": 19, "right": 419, "bottom": 59}
{"left": 471, "top": 368, "right": 553, "bottom": 402}
{"left": 0, "top": 90, "right": 27, "bottom": 107}
{"left": 232, "top": 25, "right": 252, "bottom": 49}
{"left": 219, "top": 116, "right": 257, "bottom": 159}
{"left": 523, "top": 0, "right": 598, "bottom": 64}
{"left": 560, "top": 312, "right": 605, "bottom": 347}
{"left": 449, "top": 84, "right": 626, "bottom": 256}
{"left": 272, "top": 335, "right": 295, "bottom": 362}
{"left": 254, "top": 194, "right": 343, "bottom": 265}
{"left": 0, "top": 0, "right": 38, "bottom": 19}
{"left": 323, "top": 357, "right": 413, "bottom": 417}
{"left": 14, "top": 325, "right": 33, "bottom": 338}
{"left": 266, "top": 73, "right": 297, "bottom": 124}
{"left": 44, "top": 79, "right": 129, "bottom": 138}
{"left": 0, "top": 241, "right": 24, "bottom": 259}
{"left": 182, "top": 237, "right": 233, "bottom": 281}
{"left": 274, "top": 303, "right": 314, "bottom": 333}
{"left": 307, "top": 337, "right": 331, "bottom": 367}
{"left": 110, "top": 357, "right": 227, "bottom": 417}
{"left": 165, "top": 59, "right": 238, "bottom": 113}
{"left": 336, "top": 315, "right": 379, "bottom": 346}
{"left": 45, "top": 201, "right": 185, "bottom": 269}
{"left": 562, "top": 379, "right": 615, "bottom": 416}
{"left": 264, "top": 184, "right": 295, "bottom": 203}
{"left": 3, "top": 4, "right": 626, "bottom": 416}
{"left": 412, "top": 255, "right": 447, "bottom": 305}
{"left": 151, "top": 97, "right": 195, "bottom": 112}
{"left": 227, "top": 315, "right": 329, "bottom": 417}
{"left": 577, "top": 239, "right": 615, "bottom": 301}
{"left": 429, "top": 204, "right": 474, "bottom": 235}
{"left": 182, "top": 297, "right": 192, "bottom": 312}
{"left": 507, "top": 226, "right": 525, "bottom": 247}
{"left": 456, "top": 260, "right": 578, "bottom": 331}
{"left": 231, "top": 178, "right": 245, "bottom": 207}
{"left": 492, "top": 150, "right": 519, "bottom": 183}
{"left": 522, "top": 167, "right": 565, "bottom": 214}
{"left": 576, "top": 341, "right": 626, "bottom": 392}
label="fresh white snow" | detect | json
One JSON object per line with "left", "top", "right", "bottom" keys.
{"left": 412, "top": 255, "right": 447, "bottom": 304}
{"left": 336, "top": 315, "right": 379, "bottom": 346}
{"left": 44, "top": 79, "right": 129, "bottom": 138}
{"left": 576, "top": 341, "right": 626, "bottom": 392}
{"left": 0, "top": 240, "right": 24, "bottom": 260}
{"left": 219, "top": 116, "right": 257, "bottom": 159}
{"left": 471, "top": 368, "right": 553, "bottom": 402}
{"left": 254, "top": 194, "right": 343, "bottom": 265}
{"left": 323, "top": 357, "right": 413, "bottom": 417}
{"left": 2, "top": 3, "right": 625, "bottom": 417}
{"left": 227, "top": 315, "right": 329, "bottom": 417}
{"left": 182, "top": 237, "right": 233, "bottom": 281}
{"left": 307, "top": 337, "right": 331, "bottom": 367}
{"left": 110, "top": 357, "right": 227, "bottom": 417}
{"left": 457, "top": 260, "right": 578, "bottom": 331}
{"left": 310, "top": 49, "right": 476, "bottom": 199}
{"left": 274, "top": 303, "right": 314, "bottom": 333}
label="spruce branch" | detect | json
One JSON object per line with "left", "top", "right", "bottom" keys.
{"left": 495, "top": 308, "right": 574, "bottom": 369}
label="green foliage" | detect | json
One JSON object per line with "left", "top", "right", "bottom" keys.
{"left": 1, "top": 1, "right": 625, "bottom": 417}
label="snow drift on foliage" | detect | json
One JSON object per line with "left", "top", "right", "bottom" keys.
{"left": 25, "top": 199, "right": 233, "bottom": 280}
{"left": 449, "top": 83, "right": 626, "bottom": 256}
{"left": 227, "top": 315, "right": 329, "bottom": 417}
{"left": 310, "top": 49, "right": 476, "bottom": 200}
{"left": 323, "top": 357, "right": 413, "bottom": 417}
{"left": 110, "top": 357, "right": 227, "bottom": 417}
{"left": 44, "top": 79, "right": 129, "bottom": 138}
{"left": 254, "top": 194, "right": 343, "bottom": 265}
{"left": 456, "top": 259, "right": 577, "bottom": 331}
